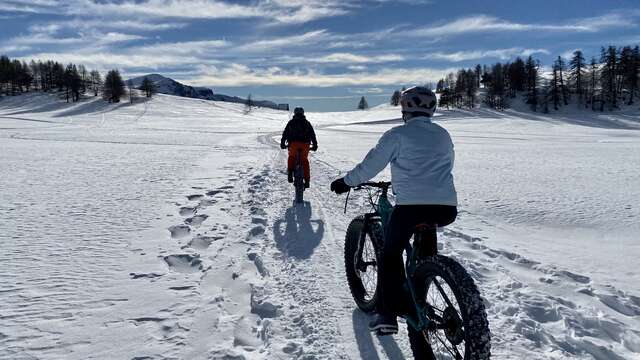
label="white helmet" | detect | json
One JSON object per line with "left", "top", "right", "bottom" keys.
{"left": 400, "top": 86, "right": 437, "bottom": 117}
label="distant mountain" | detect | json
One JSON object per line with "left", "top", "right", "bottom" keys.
{"left": 127, "top": 74, "right": 288, "bottom": 111}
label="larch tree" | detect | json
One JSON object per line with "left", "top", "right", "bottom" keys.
{"left": 569, "top": 50, "right": 585, "bottom": 103}
{"left": 140, "top": 76, "right": 157, "bottom": 98}
{"left": 103, "top": 69, "right": 125, "bottom": 103}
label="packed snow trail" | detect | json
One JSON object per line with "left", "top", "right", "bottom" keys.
{"left": 1, "top": 93, "right": 639, "bottom": 359}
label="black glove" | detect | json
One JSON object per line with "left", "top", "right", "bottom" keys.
{"left": 330, "top": 177, "right": 351, "bottom": 194}
{"left": 311, "top": 143, "right": 318, "bottom": 152}
{"left": 280, "top": 142, "right": 287, "bottom": 149}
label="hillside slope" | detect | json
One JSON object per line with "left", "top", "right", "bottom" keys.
{"left": 127, "top": 74, "right": 285, "bottom": 110}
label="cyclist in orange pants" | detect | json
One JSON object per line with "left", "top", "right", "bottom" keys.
{"left": 280, "top": 107, "right": 318, "bottom": 188}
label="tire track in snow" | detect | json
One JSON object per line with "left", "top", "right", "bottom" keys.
{"left": 252, "top": 134, "right": 414, "bottom": 359}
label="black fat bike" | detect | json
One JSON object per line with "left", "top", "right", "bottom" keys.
{"left": 343, "top": 182, "right": 491, "bottom": 359}
{"left": 292, "top": 148, "right": 305, "bottom": 203}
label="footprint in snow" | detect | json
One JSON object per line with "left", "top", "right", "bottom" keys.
{"left": 179, "top": 206, "right": 197, "bottom": 216}
{"left": 250, "top": 206, "right": 267, "bottom": 217}
{"left": 163, "top": 254, "right": 203, "bottom": 273}
{"left": 187, "top": 194, "right": 204, "bottom": 201}
{"left": 187, "top": 235, "right": 222, "bottom": 250}
{"left": 130, "top": 272, "right": 163, "bottom": 279}
{"left": 199, "top": 198, "right": 216, "bottom": 207}
{"left": 168, "top": 224, "right": 190, "bottom": 238}
{"left": 252, "top": 217, "right": 267, "bottom": 226}
{"left": 595, "top": 293, "right": 640, "bottom": 316}
{"left": 248, "top": 225, "right": 265, "bottom": 237}
{"left": 185, "top": 214, "right": 208, "bottom": 227}
{"left": 248, "top": 252, "right": 268, "bottom": 277}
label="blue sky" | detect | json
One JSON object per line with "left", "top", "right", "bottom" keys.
{"left": 1, "top": 0, "right": 639, "bottom": 111}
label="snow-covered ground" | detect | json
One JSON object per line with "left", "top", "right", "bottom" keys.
{"left": 1, "top": 92, "right": 639, "bottom": 359}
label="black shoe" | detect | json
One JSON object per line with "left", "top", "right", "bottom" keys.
{"left": 304, "top": 180, "right": 310, "bottom": 189}
{"left": 368, "top": 314, "right": 398, "bottom": 335}
{"left": 287, "top": 171, "right": 293, "bottom": 183}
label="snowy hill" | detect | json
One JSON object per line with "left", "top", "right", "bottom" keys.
{"left": 1, "top": 92, "right": 639, "bottom": 359}
{"left": 127, "top": 73, "right": 285, "bottom": 110}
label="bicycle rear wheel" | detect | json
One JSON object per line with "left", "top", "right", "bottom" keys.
{"left": 411, "top": 255, "right": 491, "bottom": 360}
{"left": 293, "top": 151, "right": 304, "bottom": 203}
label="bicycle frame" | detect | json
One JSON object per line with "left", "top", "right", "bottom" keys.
{"left": 348, "top": 182, "right": 434, "bottom": 333}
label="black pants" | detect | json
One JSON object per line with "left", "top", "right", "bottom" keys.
{"left": 379, "top": 205, "right": 457, "bottom": 315}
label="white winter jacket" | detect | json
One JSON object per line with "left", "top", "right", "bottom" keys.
{"left": 344, "top": 116, "right": 457, "bottom": 206}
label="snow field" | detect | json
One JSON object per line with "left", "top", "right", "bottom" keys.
{"left": 1, "top": 92, "right": 639, "bottom": 359}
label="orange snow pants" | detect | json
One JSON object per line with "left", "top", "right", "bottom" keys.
{"left": 287, "top": 141, "right": 310, "bottom": 182}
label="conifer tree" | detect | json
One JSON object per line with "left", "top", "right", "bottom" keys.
{"left": 525, "top": 56, "right": 538, "bottom": 111}
{"left": 89, "top": 70, "right": 101, "bottom": 97}
{"left": 140, "top": 76, "right": 157, "bottom": 98}
{"left": 103, "top": 69, "right": 125, "bottom": 103}
{"left": 390, "top": 90, "right": 401, "bottom": 106}
{"left": 358, "top": 96, "right": 368, "bottom": 110}
{"left": 555, "top": 56, "right": 569, "bottom": 105}
{"left": 569, "top": 50, "right": 585, "bottom": 102}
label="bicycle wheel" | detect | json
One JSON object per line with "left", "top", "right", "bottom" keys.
{"left": 293, "top": 151, "right": 304, "bottom": 203}
{"left": 411, "top": 255, "right": 491, "bottom": 360}
{"left": 344, "top": 216, "right": 383, "bottom": 313}
{"left": 294, "top": 167, "right": 304, "bottom": 203}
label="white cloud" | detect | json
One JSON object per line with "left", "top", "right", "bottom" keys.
{"left": 272, "top": 52, "right": 403, "bottom": 65}
{"left": 72, "top": 0, "right": 263, "bottom": 20}
{"left": 413, "top": 11, "right": 639, "bottom": 39}
{"left": 430, "top": 48, "right": 549, "bottom": 62}
{"left": 38, "top": 18, "right": 188, "bottom": 32}
{"left": 318, "top": 53, "right": 404, "bottom": 64}
{"left": 348, "top": 87, "right": 385, "bottom": 94}
{"left": 5, "top": 31, "right": 144, "bottom": 48}
{"left": 5, "top": 0, "right": 353, "bottom": 24}
{"left": 236, "top": 30, "right": 329, "bottom": 52}
{"left": 100, "top": 32, "right": 146, "bottom": 43}
{"left": 135, "top": 40, "right": 229, "bottom": 56}
{"left": 415, "top": 15, "right": 586, "bottom": 38}
{"left": 184, "top": 64, "right": 456, "bottom": 87}
{"left": 8, "top": 33, "right": 85, "bottom": 46}
{"left": 20, "top": 51, "right": 206, "bottom": 70}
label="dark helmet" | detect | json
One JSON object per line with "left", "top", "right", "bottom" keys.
{"left": 293, "top": 107, "right": 304, "bottom": 116}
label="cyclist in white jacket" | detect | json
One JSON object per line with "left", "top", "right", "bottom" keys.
{"left": 331, "top": 86, "right": 457, "bottom": 335}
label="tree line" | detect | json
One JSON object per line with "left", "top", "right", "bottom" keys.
{"left": 389, "top": 44, "right": 639, "bottom": 113}
{"left": 0, "top": 54, "right": 156, "bottom": 104}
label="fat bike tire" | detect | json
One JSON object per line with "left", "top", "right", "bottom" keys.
{"left": 344, "top": 216, "right": 383, "bottom": 313}
{"left": 410, "top": 255, "right": 491, "bottom": 360}
{"left": 293, "top": 167, "right": 304, "bottom": 203}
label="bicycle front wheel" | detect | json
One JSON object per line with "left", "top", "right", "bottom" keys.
{"left": 411, "top": 255, "right": 491, "bottom": 360}
{"left": 344, "top": 216, "right": 383, "bottom": 313}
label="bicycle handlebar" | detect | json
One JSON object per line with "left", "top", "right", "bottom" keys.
{"left": 353, "top": 181, "right": 391, "bottom": 190}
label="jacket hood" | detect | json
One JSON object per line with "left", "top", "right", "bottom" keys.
{"left": 292, "top": 114, "right": 307, "bottom": 121}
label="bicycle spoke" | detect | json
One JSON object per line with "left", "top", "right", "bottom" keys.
{"left": 357, "top": 235, "right": 378, "bottom": 300}
{"left": 432, "top": 331, "right": 462, "bottom": 360}
{"left": 433, "top": 278, "right": 456, "bottom": 310}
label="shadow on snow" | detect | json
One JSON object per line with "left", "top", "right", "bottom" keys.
{"left": 352, "top": 309, "right": 406, "bottom": 360}
{"left": 273, "top": 201, "right": 324, "bottom": 260}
